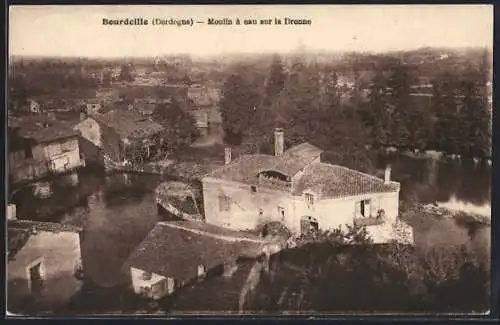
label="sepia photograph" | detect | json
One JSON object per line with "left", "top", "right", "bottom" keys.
{"left": 6, "top": 4, "right": 493, "bottom": 316}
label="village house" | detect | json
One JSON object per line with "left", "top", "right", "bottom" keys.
{"left": 7, "top": 205, "right": 85, "bottom": 313}
{"left": 8, "top": 116, "right": 84, "bottom": 184}
{"left": 85, "top": 99, "right": 102, "bottom": 115}
{"left": 187, "top": 85, "right": 223, "bottom": 138}
{"left": 124, "top": 220, "right": 265, "bottom": 301}
{"left": 201, "top": 128, "right": 414, "bottom": 244}
{"left": 74, "top": 110, "right": 165, "bottom": 169}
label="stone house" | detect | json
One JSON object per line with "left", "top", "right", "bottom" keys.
{"left": 7, "top": 209, "right": 85, "bottom": 313}
{"left": 8, "top": 117, "right": 84, "bottom": 184}
{"left": 201, "top": 129, "right": 414, "bottom": 244}
{"left": 124, "top": 220, "right": 264, "bottom": 301}
{"left": 74, "top": 110, "right": 165, "bottom": 168}
{"left": 187, "top": 85, "right": 223, "bottom": 137}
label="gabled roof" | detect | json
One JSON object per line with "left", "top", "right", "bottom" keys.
{"left": 92, "top": 110, "right": 164, "bottom": 139}
{"left": 204, "top": 154, "right": 277, "bottom": 185}
{"left": 8, "top": 219, "right": 83, "bottom": 233}
{"left": 10, "top": 116, "right": 79, "bottom": 144}
{"left": 203, "top": 143, "right": 323, "bottom": 184}
{"left": 124, "top": 221, "right": 265, "bottom": 284}
{"left": 7, "top": 220, "right": 83, "bottom": 260}
{"left": 7, "top": 228, "right": 31, "bottom": 260}
{"left": 170, "top": 259, "right": 255, "bottom": 312}
{"left": 292, "top": 162, "right": 400, "bottom": 198}
{"left": 266, "top": 142, "right": 323, "bottom": 177}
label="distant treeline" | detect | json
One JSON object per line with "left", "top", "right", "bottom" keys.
{"left": 218, "top": 49, "right": 491, "bottom": 167}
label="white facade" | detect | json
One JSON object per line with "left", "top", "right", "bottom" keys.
{"left": 129, "top": 267, "right": 175, "bottom": 300}
{"left": 201, "top": 177, "right": 406, "bottom": 244}
{"left": 7, "top": 230, "right": 83, "bottom": 311}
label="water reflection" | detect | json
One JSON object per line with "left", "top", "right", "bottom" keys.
{"left": 377, "top": 154, "right": 491, "bottom": 216}
{"left": 11, "top": 169, "right": 162, "bottom": 288}
{"left": 9, "top": 153, "right": 491, "bottom": 300}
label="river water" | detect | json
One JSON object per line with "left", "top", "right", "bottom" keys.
{"left": 10, "top": 154, "right": 492, "bottom": 310}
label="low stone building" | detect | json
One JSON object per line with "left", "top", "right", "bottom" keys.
{"left": 74, "top": 110, "right": 165, "bottom": 168}
{"left": 201, "top": 128, "right": 414, "bottom": 244}
{"left": 8, "top": 116, "right": 84, "bottom": 184}
{"left": 123, "top": 220, "right": 265, "bottom": 301}
{"left": 7, "top": 210, "right": 85, "bottom": 313}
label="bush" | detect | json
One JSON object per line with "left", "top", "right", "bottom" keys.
{"left": 248, "top": 220, "right": 489, "bottom": 313}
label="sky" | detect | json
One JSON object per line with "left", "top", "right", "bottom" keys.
{"left": 9, "top": 5, "right": 493, "bottom": 58}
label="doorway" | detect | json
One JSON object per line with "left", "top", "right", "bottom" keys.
{"left": 300, "top": 216, "right": 319, "bottom": 236}
{"left": 277, "top": 206, "right": 285, "bottom": 222}
{"left": 28, "top": 262, "right": 43, "bottom": 294}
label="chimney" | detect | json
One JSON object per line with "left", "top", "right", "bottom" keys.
{"left": 7, "top": 204, "right": 17, "bottom": 220}
{"left": 384, "top": 165, "right": 392, "bottom": 184}
{"left": 224, "top": 147, "right": 232, "bottom": 165}
{"left": 274, "top": 128, "right": 284, "bottom": 157}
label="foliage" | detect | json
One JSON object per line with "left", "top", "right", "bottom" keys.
{"left": 360, "top": 58, "right": 491, "bottom": 158}
{"left": 119, "top": 64, "right": 135, "bottom": 82}
{"left": 249, "top": 217, "right": 489, "bottom": 313}
{"left": 219, "top": 74, "right": 261, "bottom": 145}
{"left": 152, "top": 99, "right": 200, "bottom": 154}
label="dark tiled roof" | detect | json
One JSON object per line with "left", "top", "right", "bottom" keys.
{"left": 8, "top": 219, "right": 83, "bottom": 233}
{"left": 7, "top": 228, "right": 31, "bottom": 260}
{"left": 204, "top": 143, "right": 322, "bottom": 184}
{"left": 204, "top": 154, "right": 277, "bottom": 185}
{"left": 124, "top": 221, "right": 264, "bottom": 285}
{"left": 170, "top": 260, "right": 255, "bottom": 312}
{"left": 92, "top": 110, "right": 164, "bottom": 139}
{"left": 293, "top": 162, "right": 400, "bottom": 198}
{"left": 155, "top": 181, "right": 196, "bottom": 198}
{"left": 267, "top": 142, "right": 323, "bottom": 177}
{"left": 7, "top": 220, "right": 82, "bottom": 260}
{"left": 10, "top": 116, "right": 79, "bottom": 144}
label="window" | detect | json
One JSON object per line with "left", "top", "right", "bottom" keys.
{"left": 355, "top": 199, "right": 372, "bottom": 218}
{"left": 251, "top": 185, "right": 257, "bottom": 193}
{"left": 218, "top": 195, "right": 231, "bottom": 212}
{"left": 305, "top": 193, "right": 314, "bottom": 209}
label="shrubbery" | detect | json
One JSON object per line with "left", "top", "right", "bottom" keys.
{"left": 248, "top": 220, "right": 490, "bottom": 313}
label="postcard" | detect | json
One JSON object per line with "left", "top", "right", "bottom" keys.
{"left": 6, "top": 4, "right": 493, "bottom": 317}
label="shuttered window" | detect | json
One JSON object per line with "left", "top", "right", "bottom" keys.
{"left": 305, "top": 193, "right": 314, "bottom": 209}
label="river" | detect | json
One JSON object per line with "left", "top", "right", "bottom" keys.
{"left": 9, "top": 154, "right": 491, "bottom": 312}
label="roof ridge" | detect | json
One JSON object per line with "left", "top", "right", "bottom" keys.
{"left": 8, "top": 219, "right": 83, "bottom": 233}
{"left": 158, "top": 222, "right": 267, "bottom": 244}
{"left": 316, "top": 162, "right": 388, "bottom": 184}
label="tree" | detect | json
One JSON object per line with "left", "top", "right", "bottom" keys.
{"left": 457, "top": 66, "right": 491, "bottom": 158}
{"left": 152, "top": 99, "right": 199, "bottom": 154}
{"left": 263, "top": 55, "right": 286, "bottom": 108}
{"left": 431, "top": 72, "right": 461, "bottom": 154}
{"left": 219, "top": 74, "right": 261, "bottom": 145}
{"left": 119, "top": 64, "right": 135, "bottom": 82}
{"left": 363, "top": 70, "right": 391, "bottom": 147}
